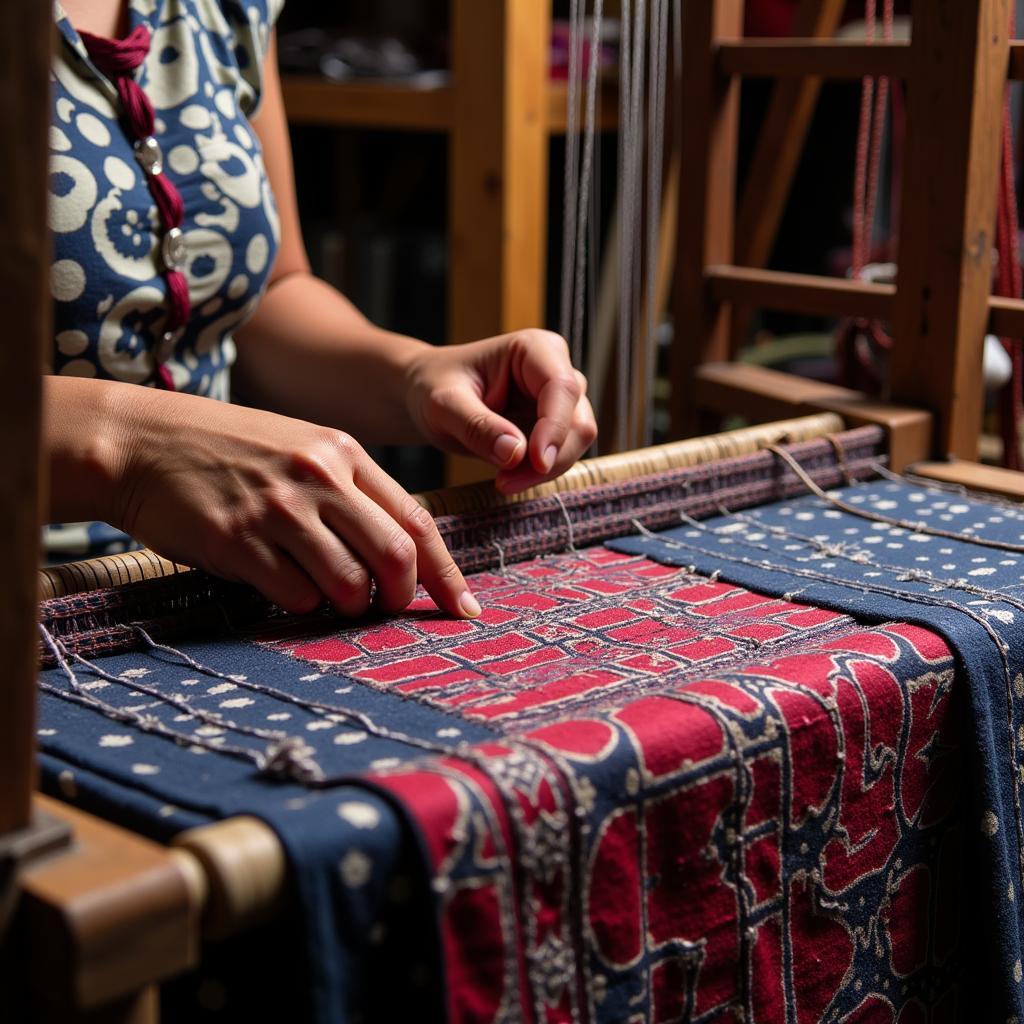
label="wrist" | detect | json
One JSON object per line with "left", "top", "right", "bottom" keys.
{"left": 371, "top": 330, "right": 435, "bottom": 442}
{"left": 401, "top": 338, "right": 443, "bottom": 424}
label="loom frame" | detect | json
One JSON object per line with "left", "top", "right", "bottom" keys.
{"left": 6, "top": 1, "right": 1024, "bottom": 1020}
{"left": 673, "top": 0, "right": 1024, "bottom": 473}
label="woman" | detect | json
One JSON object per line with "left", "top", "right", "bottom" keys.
{"left": 47, "top": 0, "right": 597, "bottom": 620}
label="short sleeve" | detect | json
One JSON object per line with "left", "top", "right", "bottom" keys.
{"left": 215, "top": 0, "right": 284, "bottom": 117}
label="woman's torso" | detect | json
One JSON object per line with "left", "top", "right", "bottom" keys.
{"left": 47, "top": 0, "right": 281, "bottom": 559}
{"left": 50, "top": 0, "right": 282, "bottom": 400}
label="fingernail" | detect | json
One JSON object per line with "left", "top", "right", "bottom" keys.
{"left": 542, "top": 444, "right": 558, "bottom": 471}
{"left": 492, "top": 434, "right": 522, "bottom": 467}
{"left": 459, "top": 590, "right": 482, "bottom": 618}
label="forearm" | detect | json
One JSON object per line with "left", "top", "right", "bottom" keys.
{"left": 233, "top": 272, "right": 433, "bottom": 444}
{"left": 43, "top": 375, "right": 134, "bottom": 524}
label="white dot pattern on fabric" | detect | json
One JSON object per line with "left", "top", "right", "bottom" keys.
{"left": 339, "top": 850, "right": 372, "bottom": 888}
{"left": 99, "top": 734, "right": 134, "bottom": 748}
{"left": 335, "top": 732, "right": 367, "bottom": 745}
{"left": 337, "top": 802, "right": 381, "bottom": 830}
{"left": 50, "top": 259, "right": 86, "bottom": 302}
{"left": 76, "top": 111, "right": 111, "bottom": 146}
{"left": 168, "top": 144, "right": 200, "bottom": 176}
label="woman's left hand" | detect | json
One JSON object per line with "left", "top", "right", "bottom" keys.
{"left": 406, "top": 329, "right": 598, "bottom": 494}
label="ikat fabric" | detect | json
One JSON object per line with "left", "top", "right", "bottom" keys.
{"left": 37, "top": 544, "right": 967, "bottom": 1023}
{"left": 50, "top": 0, "right": 282, "bottom": 398}
{"left": 611, "top": 476, "right": 1024, "bottom": 1021}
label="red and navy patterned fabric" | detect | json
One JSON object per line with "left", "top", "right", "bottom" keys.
{"left": 267, "top": 551, "right": 967, "bottom": 1023}
{"left": 613, "top": 477, "right": 1024, "bottom": 1021}
{"left": 37, "top": 537, "right": 967, "bottom": 1023}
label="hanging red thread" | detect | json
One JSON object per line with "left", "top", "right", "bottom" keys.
{"left": 838, "top": 0, "right": 895, "bottom": 392}
{"left": 81, "top": 25, "right": 190, "bottom": 391}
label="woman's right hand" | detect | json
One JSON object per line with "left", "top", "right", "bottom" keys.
{"left": 45, "top": 377, "right": 480, "bottom": 619}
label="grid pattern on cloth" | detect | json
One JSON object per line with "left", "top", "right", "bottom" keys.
{"left": 259, "top": 549, "right": 860, "bottom": 731}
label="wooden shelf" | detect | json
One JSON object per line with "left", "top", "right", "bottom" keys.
{"left": 282, "top": 74, "right": 618, "bottom": 135}
{"left": 282, "top": 75, "right": 455, "bottom": 131}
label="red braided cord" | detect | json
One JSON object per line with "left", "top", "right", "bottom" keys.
{"left": 862, "top": 0, "right": 893, "bottom": 273}
{"left": 840, "top": 0, "right": 895, "bottom": 390}
{"left": 80, "top": 24, "right": 189, "bottom": 390}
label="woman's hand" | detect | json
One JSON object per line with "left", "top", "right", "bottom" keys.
{"left": 47, "top": 378, "right": 479, "bottom": 619}
{"left": 405, "top": 329, "right": 598, "bottom": 494}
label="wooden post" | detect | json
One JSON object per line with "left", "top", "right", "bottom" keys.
{"left": 448, "top": 0, "right": 550, "bottom": 342}
{"left": 0, "top": 0, "right": 50, "bottom": 834}
{"left": 889, "top": 0, "right": 1010, "bottom": 459}
{"left": 670, "top": 0, "right": 744, "bottom": 437}
{"left": 447, "top": 0, "right": 551, "bottom": 483}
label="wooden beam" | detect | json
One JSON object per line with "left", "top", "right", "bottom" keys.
{"left": 695, "top": 362, "right": 932, "bottom": 470}
{"left": 18, "top": 796, "right": 199, "bottom": 1015}
{"left": 987, "top": 294, "right": 1024, "bottom": 337}
{"left": 889, "top": 0, "right": 1010, "bottom": 460}
{"left": 711, "top": 267, "right": 1024, "bottom": 342}
{"left": 912, "top": 460, "right": 1024, "bottom": 500}
{"left": 0, "top": 0, "right": 50, "bottom": 835}
{"left": 706, "top": 265, "right": 895, "bottom": 320}
{"left": 281, "top": 76, "right": 621, "bottom": 136}
{"left": 671, "top": 0, "right": 744, "bottom": 436}
{"left": 717, "top": 39, "right": 912, "bottom": 80}
{"left": 281, "top": 77, "right": 454, "bottom": 132}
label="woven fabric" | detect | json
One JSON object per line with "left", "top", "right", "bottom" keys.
{"left": 37, "top": 541, "right": 965, "bottom": 1023}
{"left": 611, "top": 476, "right": 1024, "bottom": 1020}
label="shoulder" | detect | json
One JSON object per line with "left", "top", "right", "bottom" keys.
{"left": 194, "top": 0, "right": 284, "bottom": 47}
{"left": 190, "top": 0, "right": 285, "bottom": 115}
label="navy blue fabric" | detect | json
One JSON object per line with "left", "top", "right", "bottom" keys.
{"left": 608, "top": 477, "right": 1024, "bottom": 1018}
{"left": 37, "top": 638, "right": 498, "bottom": 1023}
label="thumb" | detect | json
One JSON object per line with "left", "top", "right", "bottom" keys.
{"left": 429, "top": 386, "right": 527, "bottom": 469}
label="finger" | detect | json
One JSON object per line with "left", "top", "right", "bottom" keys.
{"left": 319, "top": 491, "right": 418, "bottom": 615}
{"left": 214, "top": 535, "right": 323, "bottom": 615}
{"left": 351, "top": 458, "right": 480, "bottom": 618}
{"left": 427, "top": 384, "right": 527, "bottom": 470}
{"left": 496, "top": 399, "right": 597, "bottom": 494}
{"left": 514, "top": 334, "right": 583, "bottom": 472}
{"left": 264, "top": 514, "right": 373, "bottom": 618}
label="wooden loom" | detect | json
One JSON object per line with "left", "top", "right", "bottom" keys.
{"left": 6, "top": 1, "right": 1024, "bottom": 1021}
